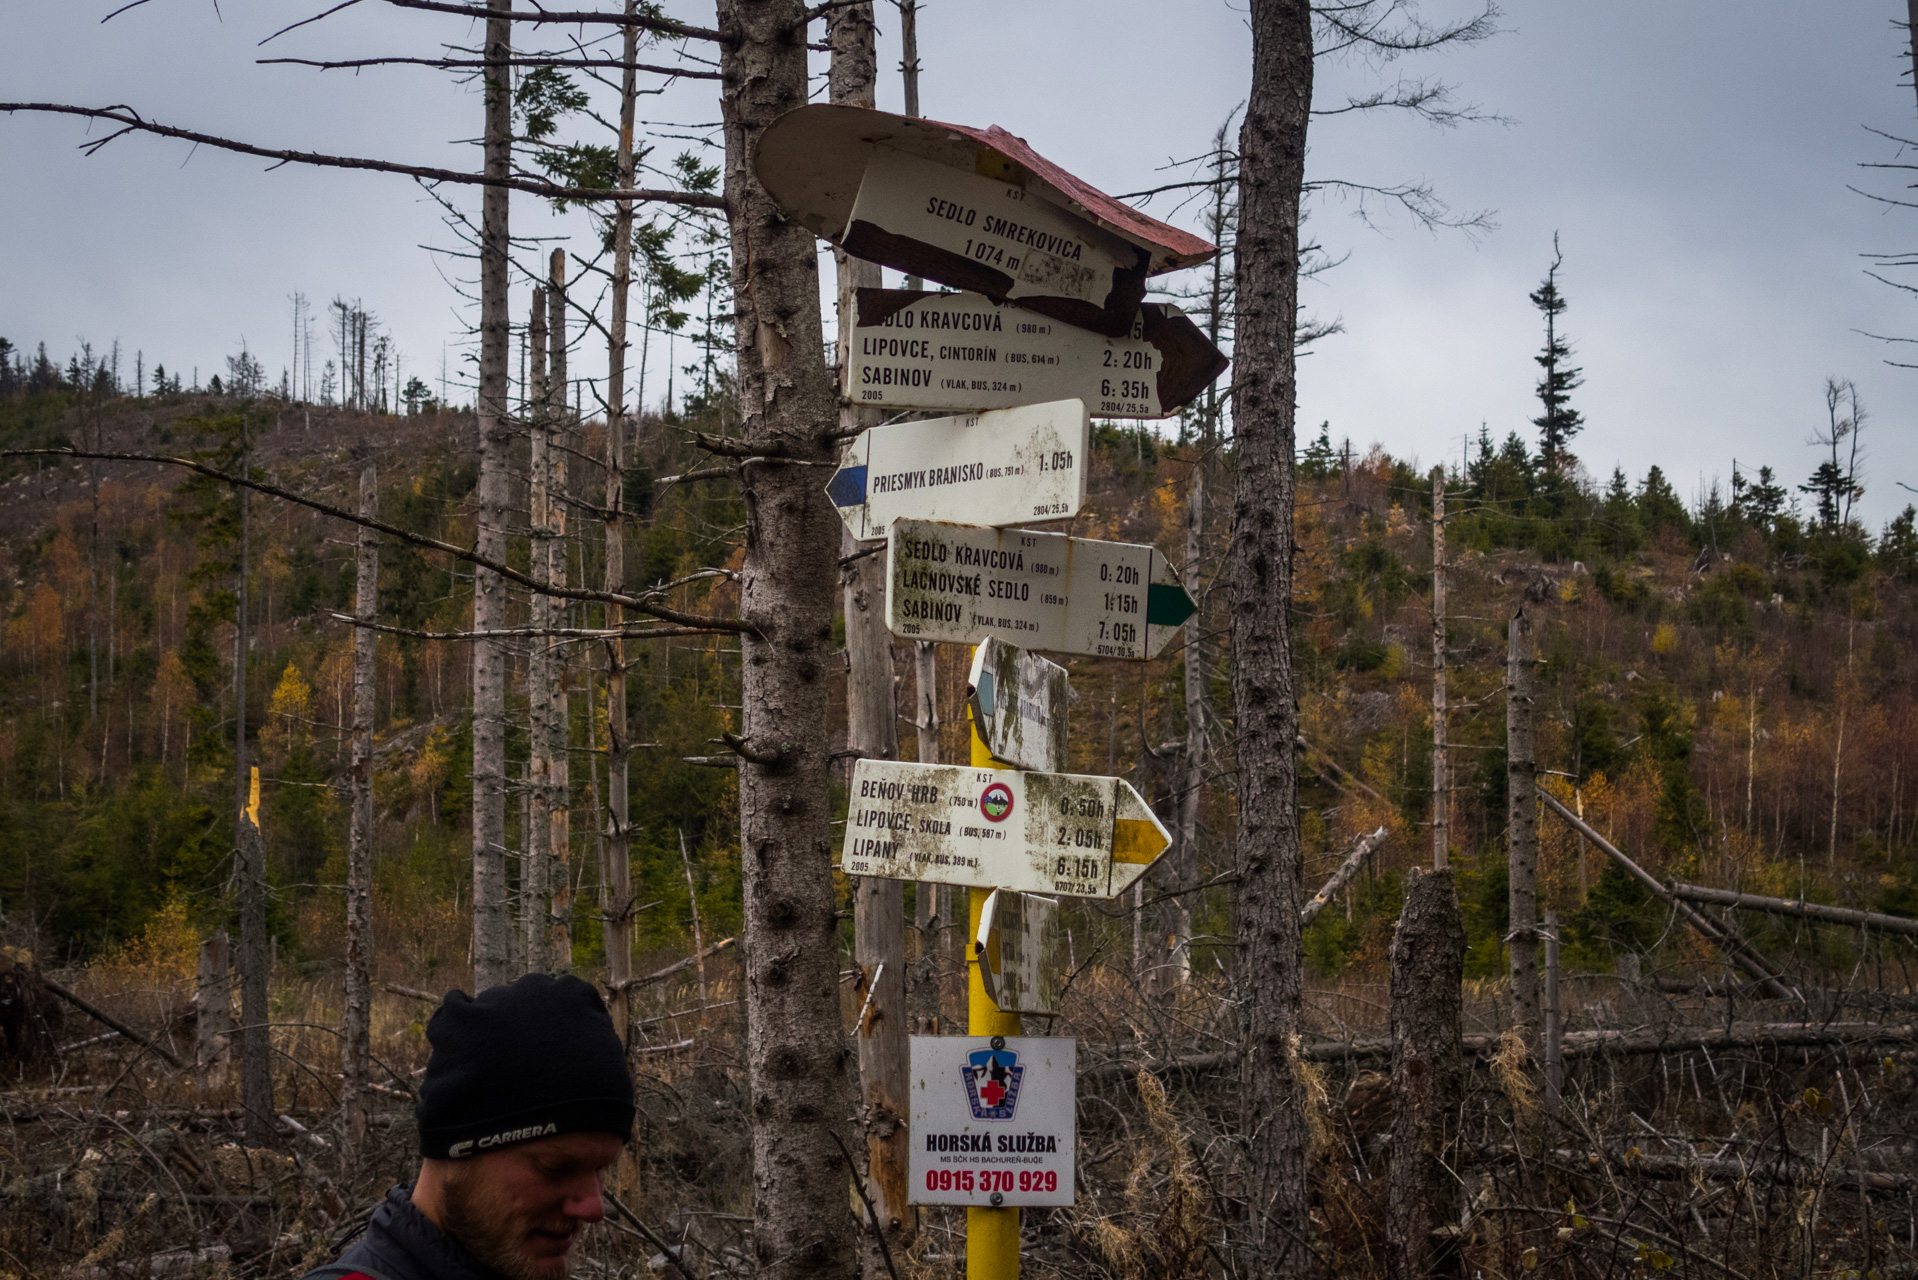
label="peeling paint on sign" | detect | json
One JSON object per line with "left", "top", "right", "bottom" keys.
{"left": 840, "top": 759, "right": 1170, "bottom": 900}
{"left": 886, "top": 518, "right": 1197, "bottom": 660}
{"left": 848, "top": 288, "right": 1227, "bottom": 419}
{"left": 969, "top": 638, "right": 1067, "bottom": 773}
{"left": 826, "top": 400, "right": 1088, "bottom": 542}
{"left": 845, "top": 149, "right": 1148, "bottom": 337}
{"left": 975, "top": 889, "right": 1065, "bottom": 1017}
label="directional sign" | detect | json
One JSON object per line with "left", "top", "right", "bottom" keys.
{"left": 840, "top": 758, "right": 1171, "bottom": 900}
{"left": 969, "top": 638, "right": 1067, "bottom": 773}
{"left": 975, "top": 889, "right": 1065, "bottom": 1017}
{"left": 825, "top": 400, "right": 1088, "bottom": 542}
{"left": 845, "top": 148, "right": 1147, "bottom": 337}
{"left": 910, "top": 1035, "right": 1075, "bottom": 1207}
{"left": 847, "top": 289, "right": 1228, "bottom": 420}
{"left": 887, "top": 518, "right": 1196, "bottom": 661}
{"left": 755, "top": 104, "right": 1217, "bottom": 338}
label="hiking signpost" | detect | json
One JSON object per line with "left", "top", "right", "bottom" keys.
{"left": 847, "top": 288, "right": 1226, "bottom": 419}
{"left": 841, "top": 758, "right": 1171, "bottom": 899}
{"left": 825, "top": 400, "right": 1089, "bottom": 542}
{"left": 758, "top": 99, "right": 1223, "bottom": 1273}
{"left": 887, "top": 518, "right": 1197, "bottom": 661}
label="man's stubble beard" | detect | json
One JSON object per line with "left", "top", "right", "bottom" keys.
{"left": 439, "top": 1166, "right": 576, "bottom": 1280}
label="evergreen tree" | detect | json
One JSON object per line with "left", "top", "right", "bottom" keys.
{"left": 1300, "top": 422, "right": 1337, "bottom": 480}
{"left": 1597, "top": 466, "right": 1643, "bottom": 558}
{"left": 1881, "top": 506, "right": 1918, "bottom": 580}
{"left": 0, "top": 338, "right": 14, "bottom": 398}
{"left": 1732, "top": 464, "right": 1789, "bottom": 537}
{"left": 1530, "top": 234, "right": 1585, "bottom": 472}
{"left": 1638, "top": 465, "right": 1690, "bottom": 541}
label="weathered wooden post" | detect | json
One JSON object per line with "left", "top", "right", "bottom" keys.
{"left": 1543, "top": 908, "right": 1563, "bottom": 1118}
{"left": 195, "top": 931, "right": 233, "bottom": 1075}
{"left": 1431, "top": 467, "right": 1448, "bottom": 872}
{"left": 1387, "top": 866, "right": 1465, "bottom": 1280}
{"left": 1507, "top": 609, "right": 1540, "bottom": 1046}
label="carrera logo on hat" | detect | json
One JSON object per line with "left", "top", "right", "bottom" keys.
{"left": 446, "top": 1120, "right": 559, "bottom": 1157}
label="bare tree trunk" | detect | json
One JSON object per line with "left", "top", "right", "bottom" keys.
{"left": 830, "top": 10, "right": 909, "bottom": 1271}
{"left": 719, "top": 2, "right": 856, "bottom": 1273}
{"left": 547, "top": 251, "right": 573, "bottom": 966}
{"left": 600, "top": 0, "right": 639, "bottom": 1034}
{"left": 1155, "top": 450, "right": 1204, "bottom": 992}
{"left": 233, "top": 432, "right": 275, "bottom": 1147}
{"left": 1542, "top": 908, "right": 1562, "bottom": 1117}
{"left": 470, "top": 0, "right": 514, "bottom": 992}
{"left": 343, "top": 461, "right": 377, "bottom": 1146}
{"left": 1386, "top": 867, "right": 1465, "bottom": 1280}
{"left": 1431, "top": 466, "right": 1448, "bottom": 871}
{"left": 527, "top": 286, "right": 553, "bottom": 974}
{"left": 1507, "top": 609, "right": 1539, "bottom": 1046}
{"left": 195, "top": 931, "right": 232, "bottom": 1075}
{"left": 1232, "top": 3, "right": 1315, "bottom": 1270}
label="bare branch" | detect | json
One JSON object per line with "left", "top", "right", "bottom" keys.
{"left": 260, "top": 54, "right": 720, "bottom": 79}
{"left": 0, "top": 446, "right": 755, "bottom": 631}
{"left": 375, "top": 0, "right": 726, "bottom": 44}
{"left": 0, "top": 103, "right": 726, "bottom": 210}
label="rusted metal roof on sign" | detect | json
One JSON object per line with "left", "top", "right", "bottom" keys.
{"left": 756, "top": 103, "right": 1216, "bottom": 276}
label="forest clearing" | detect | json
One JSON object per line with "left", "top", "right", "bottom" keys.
{"left": 7, "top": 1, "right": 1918, "bottom": 1278}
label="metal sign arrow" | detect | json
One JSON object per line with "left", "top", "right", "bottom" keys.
{"left": 974, "top": 889, "right": 1064, "bottom": 1017}
{"left": 887, "top": 518, "right": 1196, "bottom": 661}
{"left": 755, "top": 104, "right": 1217, "bottom": 338}
{"left": 840, "top": 758, "right": 1171, "bottom": 900}
{"left": 968, "top": 638, "right": 1068, "bottom": 773}
{"left": 825, "top": 399, "right": 1088, "bottom": 542}
{"left": 847, "top": 288, "right": 1227, "bottom": 419}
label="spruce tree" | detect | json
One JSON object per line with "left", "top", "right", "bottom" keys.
{"left": 1530, "top": 234, "right": 1585, "bottom": 471}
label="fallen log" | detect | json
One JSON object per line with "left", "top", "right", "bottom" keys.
{"left": 1085, "top": 1021, "right": 1918, "bottom": 1077}
{"left": 1667, "top": 883, "right": 1918, "bottom": 937}
{"left": 1299, "top": 827, "right": 1389, "bottom": 928}
{"left": 611, "top": 937, "right": 736, "bottom": 992}
{"left": 1538, "top": 791, "right": 1799, "bottom": 1001}
{"left": 39, "top": 976, "right": 187, "bottom": 1070}
{"left": 1543, "top": 1146, "right": 1918, "bottom": 1193}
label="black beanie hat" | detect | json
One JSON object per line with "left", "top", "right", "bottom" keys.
{"left": 417, "top": 973, "right": 634, "bottom": 1159}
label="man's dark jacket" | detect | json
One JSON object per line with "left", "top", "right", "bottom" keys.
{"left": 304, "top": 1185, "right": 504, "bottom": 1280}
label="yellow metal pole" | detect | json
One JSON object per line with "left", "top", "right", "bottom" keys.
{"left": 967, "top": 659, "right": 1020, "bottom": 1280}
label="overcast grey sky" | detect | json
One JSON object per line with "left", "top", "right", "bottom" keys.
{"left": 6, "top": 2, "right": 1918, "bottom": 525}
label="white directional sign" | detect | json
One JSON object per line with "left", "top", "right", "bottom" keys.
{"left": 840, "top": 759, "right": 1171, "bottom": 900}
{"left": 910, "top": 1035, "right": 1075, "bottom": 1208}
{"left": 825, "top": 400, "right": 1088, "bottom": 542}
{"left": 969, "top": 638, "right": 1067, "bottom": 773}
{"left": 848, "top": 289, "right": 1227, "bottom": 420}
{"left": 887, "top": 518, "right": 1196, "bottom": 661}
{"left": 975, "top": 889, "right": 1065, "bottom": 1017}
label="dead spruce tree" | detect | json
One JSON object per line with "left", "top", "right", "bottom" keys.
{"left": 718, "top": 1, "right": 857, "bottom": 1274}
{"left": 471, "top": 0, "right": 516, "bottom": 990}
{"left": 1231, "top": 1, "right": 1316, "bottom": 1271}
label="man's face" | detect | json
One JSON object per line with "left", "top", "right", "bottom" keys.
{"left": 436, "top": 1132, "right": 624, "bottom": 1280}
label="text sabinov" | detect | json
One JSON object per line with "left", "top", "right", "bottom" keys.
{"left": 871, "top": 462, "right": 986, "bottom": 495}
